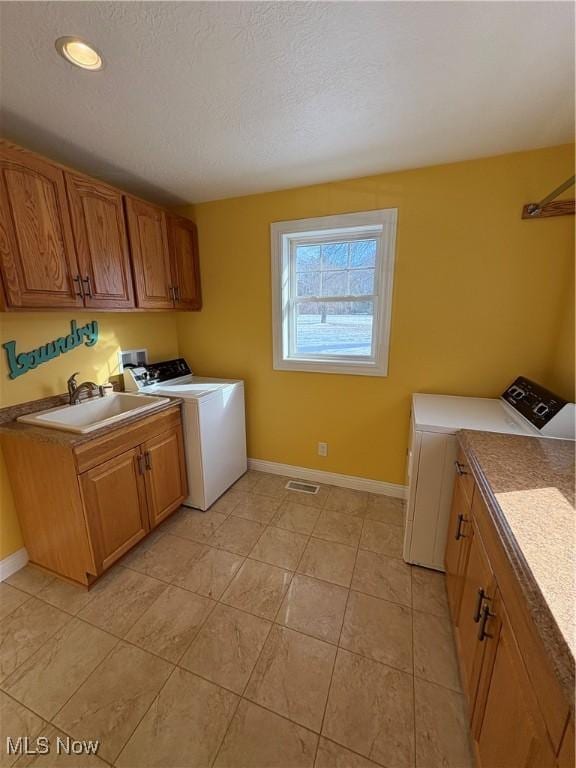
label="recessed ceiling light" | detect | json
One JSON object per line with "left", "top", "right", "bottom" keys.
{"left": 55, "top": 36, "right": 103, "bottom": 71}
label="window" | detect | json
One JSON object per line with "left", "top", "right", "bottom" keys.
{"left": 271, "top": 209, "right": 397, "bottom": 376}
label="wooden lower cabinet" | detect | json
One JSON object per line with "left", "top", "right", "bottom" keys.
{"left": 446, "top": 443, "right": 571, "bottom": 768}
{"left": 455, "top": 516, "right": 496, "bottom": 703}
{"left": 472, "top": 592, "right": 555, "bottom": 768}
{"left": 557, "top": 719, "right": 575, "bottom": 768}
{"left": 80, "top": 447, "right": 149, "bottom": 572}
{"left": 2, "top": 405, "right": 187, "bottom": 585}
{"left": 445, "top": 473, "right": 474, "bottom": 623}
{"left": 142, "top": 426, "right": 187, "bottom": 528}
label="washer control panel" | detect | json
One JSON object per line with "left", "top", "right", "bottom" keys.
{"left": 501, "top": 376, "right": 567, "bottom": 429}
{"left": 124, "top": 358, "right": 192, "bottom": 390}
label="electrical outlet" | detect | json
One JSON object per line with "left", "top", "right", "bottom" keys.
{"left": 318, "top": 442, "right": 328, "bottom": 457}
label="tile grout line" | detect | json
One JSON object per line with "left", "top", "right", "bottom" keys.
{"left": 211, "top": 479, "right": 331, "bottom": 766}
{"left": 3, "top": 477, "right": 414, "bottom": 765}
{"left": 0, "top": 687, "right": 111, "bottom": 767}
{"left": 208, "top": 480, "right": 327, "bottom": 766}
{"left": 17, "top": 579, "right": 214, "bottom": 764}
{"left": 313, "top": 500, "right": 367, "bottom": 764}
{"left": 114, "top": 663, "right": 180, "bottom": 767}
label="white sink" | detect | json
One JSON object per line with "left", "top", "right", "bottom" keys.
{"left": 17, "top": 392, "right": 170, "bottom": 434}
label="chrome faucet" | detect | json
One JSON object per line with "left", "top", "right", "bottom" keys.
{"left": 67, "top": 372, "right": 105, "bottom": 405}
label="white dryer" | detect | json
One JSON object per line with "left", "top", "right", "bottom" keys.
{"left": 404, "top": 376, "right": 575, "bottom": 570}
{"left": 124, "top": 359, "right": 247, "bottom": 510}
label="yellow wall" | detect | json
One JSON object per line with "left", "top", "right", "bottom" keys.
{"left": 0, "top": 312, "right": 179, "bottom": 558}
{"left": 177, "top": 144, "right": 575, "bottom": 483}
{"left": 1, "top": 144, "right": 574, "bottom": 560}
{"left": 547, "top": 260, "right": 575, "bottom": 401}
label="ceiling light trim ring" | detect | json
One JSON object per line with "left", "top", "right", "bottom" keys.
{"left": 55, "top": 36, "right": 103, "bottom": 71}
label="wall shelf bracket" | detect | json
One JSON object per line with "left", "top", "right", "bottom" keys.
{"left": 522, "top": 175, "right": 575, "bottom": 219}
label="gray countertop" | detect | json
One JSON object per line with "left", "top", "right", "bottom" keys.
{"left": 458, "top": 429, "right": 574, "bottom": 706}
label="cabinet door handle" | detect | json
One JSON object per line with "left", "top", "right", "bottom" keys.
{"left": 454, "top": 460, "right": 468, "bottom": 476}
{"left": 82, "top": 275, "right": 93, "bottom": 298}
{"left": 137, "top": 454, "right": 145, "bottom": 474}
{"left": 478, "top": 604, "right": 495, "bottom": 642}
{"left": 73, "top": 275, "right": 84, "bottom": 298}
{"left": 144, "top": 451, "right": 152, "bottom": 471}
{"left": 174, "top": 285, "right": 180, "bottom": 303}
{"left": 473, "top": 588, "right": 487, "bottom": 622}
{"left": 455, "top": 513, "right": 467, "bottom": 540}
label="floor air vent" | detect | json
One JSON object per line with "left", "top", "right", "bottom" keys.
{"left": 285, "top": 480, "right": 320, "bottom": 495}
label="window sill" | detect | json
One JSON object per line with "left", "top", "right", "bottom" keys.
{"left": 273, "top": 357, "right": 389, "bottom": 377}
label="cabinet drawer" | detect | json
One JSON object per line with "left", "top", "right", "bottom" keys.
{"left": 454, "top": 447, "right": 475, "bottom": 504}
{"left": 74, "top": 405, "right": 182, "bottom": 473}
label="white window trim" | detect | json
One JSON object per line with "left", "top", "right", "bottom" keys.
{"left": 271, "top": 208, "right": 397, "bottom": 377}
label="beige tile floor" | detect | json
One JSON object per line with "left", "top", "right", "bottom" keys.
{"left": 0, "top": 471, "right": 474, "bottom": 768}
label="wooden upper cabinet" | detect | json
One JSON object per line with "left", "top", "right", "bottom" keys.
{"left": 0, "top": 143, "right": 202, "bottom": 313}
{"left": 472, "top": 592, "right": 556, "bottom": 768}
{"left": 167, "top": 214, "right": 202, "bottom": 310}
{"left": 65, "top": 173, "right": 135, "bottom": 309}
{"left": 124, "top": 196, "right": 173, "bottom": 309}
{"left": 0, "top": 144, "right": 82, "bottom": 308}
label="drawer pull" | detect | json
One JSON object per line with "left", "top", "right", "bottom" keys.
{"left": 83, "top": 275, "right": 93, "bottom": 298}
{"left": 478, "top": 604, "right": 495, "bottom": 642}
{"left": 474, "top": 588, "right": 487, "bottom": 622}
{"left": 73, "top": 275, "right": 84, "bottom": 298}
{"left": 455, "top": 460, "right": 468, "bottom": 476}
{"left": 455, "top": 513, "right": 468, "bottom": 540}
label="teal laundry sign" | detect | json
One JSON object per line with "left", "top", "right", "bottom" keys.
{"left": 3, "top": 320, "right": 99, "bottom": 379}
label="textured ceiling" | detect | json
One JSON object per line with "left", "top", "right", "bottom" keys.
{"left": 0, "top": 1, "right": 574, "bottom": 204}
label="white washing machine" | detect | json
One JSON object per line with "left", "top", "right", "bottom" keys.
{"left": 404, "top": 376, "right": 575, "bottom": 570}
{"left": 124, "top": 358, "right": 247, "bottom": 510}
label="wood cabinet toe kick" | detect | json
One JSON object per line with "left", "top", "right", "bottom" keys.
{"left": 1, "top": 404, "right": 188, "bottom": 586}
{"left": 445, "top": 441, "right": 574, "bottom": 768}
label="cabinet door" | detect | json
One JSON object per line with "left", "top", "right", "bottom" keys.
{"left": 557, "top": 719, "right": 575, "bottom": 768}
{"left": 445, "top": 475, "right": 474, "bottom": 623}
{"left": 143, "top": 425, "right": 188, "bottom": 528}
{"left": 124, "top": 196, "right": 173, "bottom": 309}
{"left": 472, "top": 592, "right": 556, "bottom": 768}
{"left": 80, "top": 447, "right": 149, "bottom": 572}
{"left": 455, "top": 517, "right": 496, "bottom": 705}
{"left": 167, "top": 214, "right": 202, "bottom": 310}
{"left": 66, "top": 173, "right": 135, "bottom": 309}
{"left": 0, "top": 144, "right": 82, "bottom": 308}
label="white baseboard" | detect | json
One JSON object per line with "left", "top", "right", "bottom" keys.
{"left": 248, "top": 458, "right": 406, "bottom": 499}
{"left": 0, "top": 548, "right": 28, "bottom": 582}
